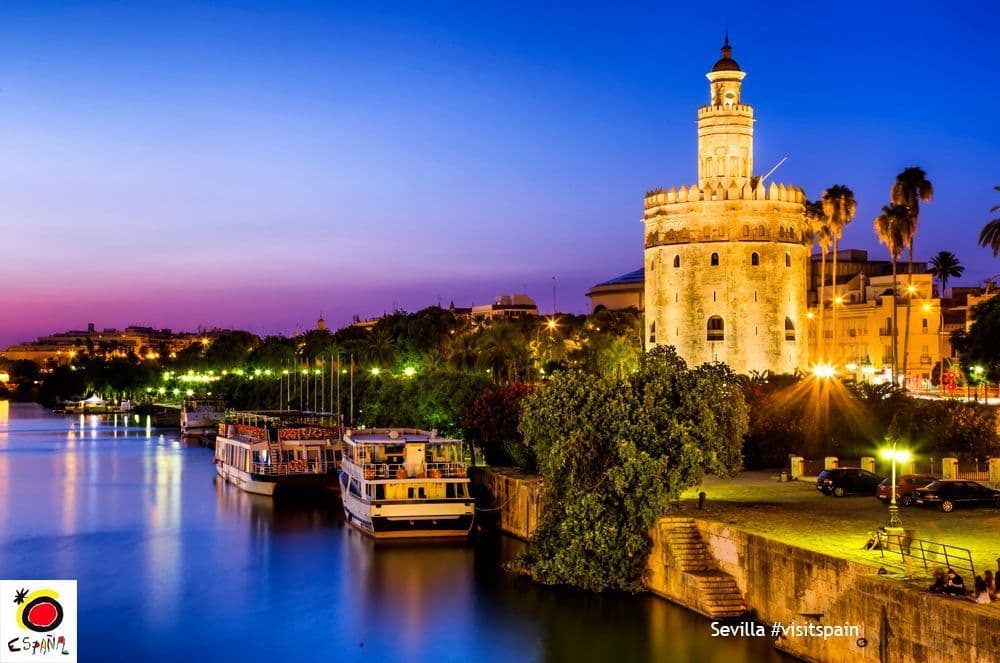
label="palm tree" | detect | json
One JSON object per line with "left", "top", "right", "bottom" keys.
{"left": 928, "top": 251, "right": 964, "bottom": 298}
{"left": 928, "top": 251, "right": 964, "bottom": 382}
{"left": 821, "top": 185, "right": 857, "bottom": 366}
{"left": 891, "top": 167, "right": 933, "bottom": 388}
{"left": 874, "top": 204, "right": 909, "bottom": 385}
{"left": 979, "top": 185, "right": 1000, "bottom": 256}
{"left": 805, "top": 200, "right": 831, "bottom": 362}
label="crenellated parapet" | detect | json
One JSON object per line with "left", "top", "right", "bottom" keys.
{"left": 643, "top": 181, "right": 807, "bottom": 211}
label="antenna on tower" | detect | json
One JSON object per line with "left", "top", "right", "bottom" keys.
{"left": 756, "top": 156, "right": 788, "bottom": 187}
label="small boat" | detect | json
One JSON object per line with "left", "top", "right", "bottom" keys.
{"left": 181, "top": 397, "right": 225, "bottom": 438}
{"left": 214, "top": 411, "right": 342, "bottom": 496}
{"left": 339, "top": 428, "right": 474, "bottom": 539}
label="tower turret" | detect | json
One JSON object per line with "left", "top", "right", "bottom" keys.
{"left": 698, "top": 36, "right": 754, "bottom": 189}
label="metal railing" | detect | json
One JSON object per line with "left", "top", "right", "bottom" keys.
{"left": 252, "top": 460, "right": 331, "bottom": 476}
{"left": 877, "top": 532, "right": 976, "bottom": 579}
{"left": 359, "top": 462, "right": 468, "bottom": 480}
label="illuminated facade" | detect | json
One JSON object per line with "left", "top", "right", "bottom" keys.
{"left": 643, "top": 39, "right": 809, "bottom": 374}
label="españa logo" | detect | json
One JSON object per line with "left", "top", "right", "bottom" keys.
{"left": 0, "top": 581, "right": 76, "bottom": 663}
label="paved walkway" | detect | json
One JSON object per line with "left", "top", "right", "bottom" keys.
{"left": 680, "top": 471, "right": 1000, "bottom": 580}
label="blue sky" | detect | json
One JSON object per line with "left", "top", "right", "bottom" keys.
{"left": 1, "top": 1, "right": 997, "bottom": 344}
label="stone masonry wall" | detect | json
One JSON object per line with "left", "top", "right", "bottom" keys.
{"left": 649, "top": 519, "right": 1000, "bottom": 662}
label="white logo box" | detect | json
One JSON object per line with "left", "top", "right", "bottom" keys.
{"left": 0, "top": 580, "right": 77, "bottom": 663}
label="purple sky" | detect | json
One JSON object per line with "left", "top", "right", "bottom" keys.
{"left": 2, "top": 1, "right": 998, "bottom": 347}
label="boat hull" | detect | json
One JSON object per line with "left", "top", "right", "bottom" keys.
{"left": 339, "top": 472, "right": 474, "bottom": 539}
{"left": 215, "top": 460, "right": 338, "bottom": 497}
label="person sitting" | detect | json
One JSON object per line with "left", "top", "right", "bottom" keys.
{"left": 971, "top": 576, "right": 992, "bottom": 604}
{"left": 943, "top": 569, "right": 966, "bottom": 596}
{"left": 984, "top": 570, "right": 997, "bottom": 600}
{"left": 928, "top": 568, "right": 947, "bottom": 594}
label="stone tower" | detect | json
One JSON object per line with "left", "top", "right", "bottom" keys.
{"left": 642, "top": 38, "right": 809, "bottom": 375}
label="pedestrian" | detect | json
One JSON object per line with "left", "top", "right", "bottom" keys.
{"left": 928, "top": 568, "right": 947, "bottom": 594}
{"left": 984, "top": 570, "right": 997, "bottom": 600}
{"left": 972, "top": 576, "right": 991, "bottom": 604}
{"left": 944, "top": 569, "right": 966, "bottom": 596}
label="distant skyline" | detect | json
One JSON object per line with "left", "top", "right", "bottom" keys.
{"left": 2, "top": 1, "right": 998, "bottom": 346}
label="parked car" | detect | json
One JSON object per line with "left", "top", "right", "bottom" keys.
{"left": 816, "top": 468, "right": 884, "bottom": 497}
{"left": 913, "top": 480, "right": 1000, "bottom": 512}
{"left": 876, "top": 474, "right": 937, "bottom": 506}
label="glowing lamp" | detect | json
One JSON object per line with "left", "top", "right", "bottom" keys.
{"left": 370, "top": 367, "right": 380, "bottom": 376}
{"left": 812, "top": 364, "right": 835, "bottom": 379}
{"left": 403, "top": 366, "right": 416, "bottom": 377}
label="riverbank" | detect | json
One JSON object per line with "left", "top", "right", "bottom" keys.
{"left": 476, "top": 467, "right": 1000, "bottom": 663}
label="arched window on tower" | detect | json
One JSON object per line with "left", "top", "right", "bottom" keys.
{"left": 785, "top": 252, "right": 791, "bottom": 267}
{"left": 710, "top": 252, "right": 719, "bottom": 266}
{"left": 707, "top": 316, "right": 724, "bottom": 342}
{"left": 751, "top": 252, "right": 760, "bottom": 266}
{"left": 649, "top": 322, "right": 656, "bottom": 344}
{"left": 785, "top": 317, "right": 796, "bottom": 341}
{"left": 673, "top": 255, "right": 680, "bottom": 268}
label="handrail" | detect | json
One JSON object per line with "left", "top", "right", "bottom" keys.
{"left": 251, "top": 460, "right": 331, "bottom": 476}
{"left": 877, "top": 532, "right": 976, "bottom": 579}
{"left": 351, "top": 461, "right": 469, "bottom": 480}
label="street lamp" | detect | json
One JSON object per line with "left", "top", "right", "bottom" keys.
{"left": 879, "top": 445, "right": 911, "bottom": 528}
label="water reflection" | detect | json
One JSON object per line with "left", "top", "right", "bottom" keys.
{"left": 0, "top": 403, "right": 792, "bottom": 662}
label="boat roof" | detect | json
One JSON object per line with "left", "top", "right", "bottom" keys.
{"left": 344, "top": 427, "right": 458, "bottom": 444}
{"left": 226, "top": 410, "right": 340, "bottom": 427}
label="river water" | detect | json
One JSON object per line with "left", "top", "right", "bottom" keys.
{"left": 0, "top": 402, "right": 790, "bottom": 662}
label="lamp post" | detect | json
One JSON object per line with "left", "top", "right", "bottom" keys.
{"left": 880, "top": 445, "right": 911, "bottom": 528}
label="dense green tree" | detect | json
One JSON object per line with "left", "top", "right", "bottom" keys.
{"left": 462, "top": 383, "right": 535, "bottom": 468}
{"left": 516, "top": 347, "right": 747, "bottom": 591}
{"left": 951, "top": 295, "right": 1000, "bottom": 385}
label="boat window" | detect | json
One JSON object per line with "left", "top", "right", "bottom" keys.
{"left": 418, "top": 487, "right": 426, "bottom": 499}
{"left": 408, "top": 487, "right": 415, "bottom": 499}
{"left": 349, "top": 479, "right": 362, "bottom": 498}
{"left": 375, "top": 484, "right": 385, "bottom": 500}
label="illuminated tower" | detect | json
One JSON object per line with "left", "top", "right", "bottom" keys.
{"left": 642, "top": 38, "right": 809, "bottom": 375}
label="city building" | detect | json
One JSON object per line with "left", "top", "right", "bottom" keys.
{"left": 807, "top": 268, "right": 943, "bottom": 386}
{"left": 3, "top": 323, "right": 220, "bottom": 365}
{"left": 641, "top": 38, "right": 809, "bottom": 374}
{"left": 586, "top": 268, "right": 644, "bottom": 312}
{"left": 470, "top": 294, "right": 538, "bottom": 320}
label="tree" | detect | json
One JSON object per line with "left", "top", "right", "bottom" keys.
{"left": 806, "top": 200, "right": 831, "bottom": 362}
{"left": 822, "top": 185, "right": 857, "bottom": 366}
{"left": 462, "top": 383, "right": 535, "bottom": 468}
{"left": 951, "top": 295, "right": 1000, "bottom": 387}
{"left": 476, "top": 322, "right": 530, "bottom": 383}
{"left": 516, "top": 347, "right": 748, "bottom": 592}
{"left": 979, "top": 185, "right": 1000, "bottom": 256}
{"left": 875, "top": 204, "right": 908, "bottom": 385}
{"left": 928, "top": 251, "right": 965, "bottom": 377}
{"left": 891, "top": 167, "right": 933, "bottom": 388}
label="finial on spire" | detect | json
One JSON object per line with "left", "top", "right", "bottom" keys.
{"left": 721, "top": 30, "right": 732, "bottom": 59}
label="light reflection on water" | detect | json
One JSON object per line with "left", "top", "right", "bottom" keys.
{"left": 0, "top": 403, "right": 792, "bottom": 663}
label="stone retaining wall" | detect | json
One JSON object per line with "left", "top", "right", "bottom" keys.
{"left": 649, "top": 518, "right": 1000, "bottom": 662}
{"left": 469, "top": 467, "right": 542, "bottom": 540}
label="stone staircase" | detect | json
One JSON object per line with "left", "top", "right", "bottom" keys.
{"left": 662, "top": 519, "right": 748, "bottom": 618}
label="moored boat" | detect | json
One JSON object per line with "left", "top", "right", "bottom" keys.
{"left": 214, "top": 411, "right": 342, "bottom": 496}
{"left": 181, "top": 397, "right": 225, "bottom": 438}
{"left": 339, "top": 428, "right": 474, "bottom": 539}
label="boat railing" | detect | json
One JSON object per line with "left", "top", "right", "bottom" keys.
{"left": 252, "top": 460, "right": 331, "bottom": 476}
{"left": 359, "top": 462, "right": 468, "bottom": 480}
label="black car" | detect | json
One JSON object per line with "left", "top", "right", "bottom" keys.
{"left": 816, "top": 468, "right": 884, "bottom": 497}
{"left": 913, "top": 480, "right": 1000, "bottom": 512}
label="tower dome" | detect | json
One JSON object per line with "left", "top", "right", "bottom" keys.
{"left": 712, "top": 35, "right": 741, "bottom": 72}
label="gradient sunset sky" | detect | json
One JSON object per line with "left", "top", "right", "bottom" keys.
{"left": 1, "top": 1, "right": 997, "bottom": 346}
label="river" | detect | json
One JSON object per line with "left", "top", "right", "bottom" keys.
{"left": 0, "top": 402, "right": 791, "bottom": 662}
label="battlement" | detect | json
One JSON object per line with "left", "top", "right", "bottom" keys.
{"left": 643, "top": 181, "right": 806, "bottom": 210}
{"left": 698, "top": 104, "right": 753, "bottom": 117}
